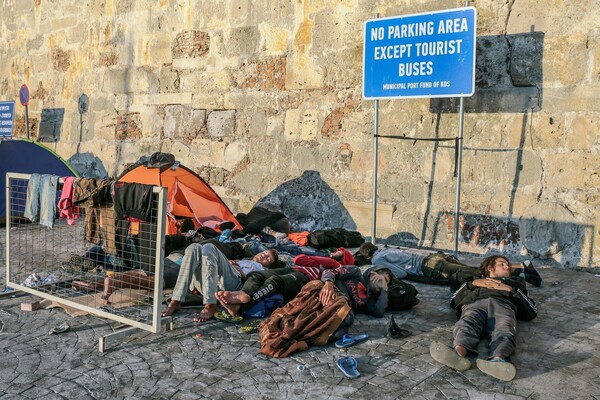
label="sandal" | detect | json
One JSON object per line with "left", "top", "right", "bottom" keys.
{"left": 476, "top": 358, "right": 516, "bottom": 381}
{"left": 214, "top": 311, "right": 244, "bottom": 324}
{"left": 335, "top": 333, "right": 369, "bottom": 348}
{"left": 238, "top": 319, "right": 264, "bottom": 334}
{"left": 429, "top": 341, "right": 471, "bottom": 371}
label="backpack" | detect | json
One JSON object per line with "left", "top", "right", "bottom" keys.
{"left": 307, "top": 228, "right": 365, "bottom": 249}
{"left": 241, "top": 294, "right": 285, "bottom": 318}
{"left": 387, "top": 279, "right": 420, "bottom": 311}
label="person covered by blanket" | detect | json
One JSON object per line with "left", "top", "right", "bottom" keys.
{"left": 161, "top": 242, "right": 279, "bottom": 322}
{"left": 430, "top": 255, "right": 537, "bottom": 381}
{"left": 358, "top": 243, "right": 543, "bottom": 287}
{"left": 215, "top": 248, "right": 354, "bottom": 317}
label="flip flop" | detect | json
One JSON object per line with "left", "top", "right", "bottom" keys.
{"left": 335, "top": 333, "right": 369, "bottom": 348}
{"left": 238, "top": 319, "right": 264, "bottom": 334}
{"left": 429, "top": 341, "right": 471, "bottom": 371}
{"left": 214, "top": 311, "right": 244, "bottom": 324}
{"left": 476, "top": 358, "right": 516, "bottom": 381}
{"left": 336, "top": 356, "right": 360, "bottom": 378}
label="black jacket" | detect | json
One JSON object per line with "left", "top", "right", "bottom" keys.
{"left": 450, "top": 276, "right": 537, "bottom": 321}
{"left": 321, "top": 266, "right": 388, "bottom": 317}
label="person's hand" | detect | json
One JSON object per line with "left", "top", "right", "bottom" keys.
{"left": 319, "top": 281, "right": 336, "bottom": 306}
{"left": 472, "top": 278, "right": 512, "bottom": 292}
{"left": 370, "top": 273, "right": 388, "bottom": 291}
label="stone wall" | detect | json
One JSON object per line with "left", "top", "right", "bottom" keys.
{"left": 1, "top": 0, "right": 598, "bottom": 268}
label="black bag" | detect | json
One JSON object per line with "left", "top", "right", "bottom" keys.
{"left": 307, "top": 228, "right": 364, "bottom": 249}
{"left": 387, "top": 279, "right": 420, "bottom": 311}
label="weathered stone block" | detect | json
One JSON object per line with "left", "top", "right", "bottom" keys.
{"left": 285, "top": 53, "right": 324, "bottom": 90}
{"left": 192, "top": 93, "right": 224, "bottom": 110}
{"left": 223, "top": 141, "right": 248, "bottom": 169}
{"left": 206, "top": 110, "right": 236, "bottom": 138}
{"left": 115, "top": 112, "right": 142, "bottom": 140}
{"left": 545, "top": 153, "right": 600, "bottom": 189}
{"left": 284, "top": 108, "right": 321, "bottom": 141}
{"left": 141, "top": 33, "right": 173, "bottom": 65}
{"left": 133, "top": 93, "right": 192, "bottom": 106}
{"left": 343, "top": 200, "right": 396, "bottom": 238}
{"left": 260, "top": 25, "right": 290, "bottom": 54}
{"left": 172, "top": 31, "right": 210, "bottom": 59}
{"left": 233, "top": 56, "right": 286, "bottom": 90}
{"left": 226, "top": 26, "right": 260, "bottom": 57}
{"left": 236, "top": 111, "right": 267, "bottom": 137}
{"left": 163, "top": 105, "right": 206, "bottom": 140}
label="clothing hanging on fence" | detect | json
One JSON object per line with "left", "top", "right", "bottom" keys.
{"left": 73, "top": 177, "right": 114, "bottom": 245}
{"left": 24, "top": 173, "right": 59, "bottom": 228}
{"left": 57, "top": 176, "right": 80, "bottom": 225}
{"left": 113, "top": 182, "right": 154, "bottom": 222}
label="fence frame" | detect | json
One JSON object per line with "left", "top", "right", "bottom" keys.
{"left": 5, "top": 172, "right": 167, "bottom": 334}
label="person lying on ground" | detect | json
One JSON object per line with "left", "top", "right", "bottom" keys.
{"left": 100, "top": 234, "right": 189, "bottom": 305}
{"left": 215, "top": 249, "right": 353, "bottom": 317}
{"left": 430, "top": 255, "right": 537, "bottom": 381}
{"left": 258, "top": 266, "right": 393, "bottom": 357}
{"left": 161, "top": 243, "right": 279, "bottom": 322}
{"left": 358, "top": 243, "right": 543, "bottom": 287}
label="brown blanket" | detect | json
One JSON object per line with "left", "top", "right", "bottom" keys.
{"left": 259, "top": 280, "right": 351, "bottom": 358}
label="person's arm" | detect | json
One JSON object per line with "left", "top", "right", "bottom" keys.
{"left": 503, "top": 278, "right": 538, "bottom": 321}
{"left": 364, "top": 287, "right": 388, "bottom": 318}
{"left": 229, "top": 260, "right": 246, "bottom": 280}
{"left": 321, "top": 266, "right": 360, "bottom": 282}
{"left": 294, "top": 254, "right": 341, "bottom": 269}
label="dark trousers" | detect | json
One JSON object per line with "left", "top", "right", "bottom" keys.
{"left": 453, "top": 297, "right": 517, "bottom": 359}
{"left": 242, "top": 268, "right": 309, "bottom": 306}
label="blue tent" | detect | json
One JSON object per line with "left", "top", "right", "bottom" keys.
{"left": 0, "top": 138, "right": 78, "bottom": 220}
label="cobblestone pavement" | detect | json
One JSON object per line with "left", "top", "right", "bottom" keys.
{"left": 1, "top": 231, "right": 599, "bottom": 399}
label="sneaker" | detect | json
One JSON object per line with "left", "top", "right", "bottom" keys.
{"left": 522, "top": 260, "right": 543, "bottom": 287}
{"left": 261, "top": 226, "right": 288, "bottom": 241}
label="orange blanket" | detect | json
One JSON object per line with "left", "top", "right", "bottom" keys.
{"left": 259, "top": 280, "right": 351, "bottom": 358}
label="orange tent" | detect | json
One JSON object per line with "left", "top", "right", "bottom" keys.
{"left": 119, "top": 155, "right": 242, "bottom": 234}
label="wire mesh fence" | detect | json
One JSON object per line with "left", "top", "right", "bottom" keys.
{"left": 5, "top": 173, "right": 166, "bottom": 333}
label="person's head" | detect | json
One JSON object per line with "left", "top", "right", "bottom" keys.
{"left": 479, "top": 255, "right": 511, "bottom": 278}
{"left": 367, "top": 268, "right": 392, "bottom": 294}
{"left": 330, "top": 248, "right": 355, "bottom": 265}
{"left": 252, "top": 249, "right": 279, "bottom": 268}
{"left": 179, "top": 219, "right": 195, "bottom": 233}
{"left": 359, "top": 243, "right": 378, "bottom": 260}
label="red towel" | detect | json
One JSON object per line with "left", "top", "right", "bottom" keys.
{"left": 58, "top": 177, "right": 80, "bottom": 225}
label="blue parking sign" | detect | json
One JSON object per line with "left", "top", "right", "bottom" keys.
{"left": 0, "top": 101, "right": 15, "bottom": 137}
{"left": 363, "top": 7, "right": 477, "bottom": 99}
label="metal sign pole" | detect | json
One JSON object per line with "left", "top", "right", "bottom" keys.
{"left": 371, "top": 12, "right": 380, "bottom": 245}
{"left": 24, "top": 105, "right": 29, "bottom": 139}
{"left": 372, "top": 98, "right": 379, "bottom": 245}
{"left": 453, "top": 97, "right": 465, "bottom": 255}
{"left": 453, "top": 0, "right": 470, "bottom": 255}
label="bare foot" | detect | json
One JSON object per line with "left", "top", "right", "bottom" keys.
{"left": 455, "top": 345, "right": 468, "bottom": 358}
{"left": 216, "top": 290, "right": 251, "bottom": 305}
{"left": 161, "top": 300, "right": 182, "bottom": 317}
{"left": 221, "top": 302, "right": 241, "bottom": 317}
{"left": 193, "top": 304, "right": 218, "bottom": 322}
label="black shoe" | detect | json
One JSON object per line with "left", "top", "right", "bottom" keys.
{"left": 523, "top": 260, "right": 543, "bottom": 287}
{"left": 387, "top": 315, "right": 411, "bottom": 339}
